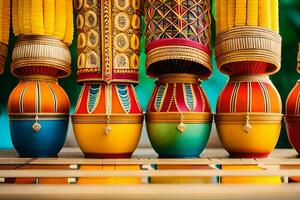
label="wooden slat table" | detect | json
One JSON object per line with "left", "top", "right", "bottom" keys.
{"left": 0, "top": 148, "right": 299, "bottom": 200}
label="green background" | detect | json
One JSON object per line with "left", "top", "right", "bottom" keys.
{"left": 0, "top": 0, "right": 299, "bottom": 148}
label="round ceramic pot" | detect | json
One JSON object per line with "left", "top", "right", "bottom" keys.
{"left": 285, "top": 80, "right": 300, "bottom": 154}
{"left": 216, "top": 76, "right": 282, "bottom": 158}
{"left": 72, "top": 83, "right": 143, "bottom": 158}
{"left": 8, "top": 79, "right": 70, "bottom": 157}
{"left": 144, "top": 0, "right": 212, "bottom": 79}
{"left": 146, "top": 74, "right": 212, "bottom": 158}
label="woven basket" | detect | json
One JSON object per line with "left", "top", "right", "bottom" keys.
{"left": 215, "top": 26, "right": 282, "bottom": 76}
{"left": 11, "top": 35, "right": 71, "bottom": 78}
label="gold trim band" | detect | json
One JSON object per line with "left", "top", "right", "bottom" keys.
{"left": 72, "top": 114, "right": 144, "bottom": 124}
{"left": 146, "top": 112, "right": 212, "bottom": 123}
{"left": 9, "top": 113, "right": 69, "bottom": 120}
{"left": 215, "top": 113, "right": 282, "bottom": 124}
{"left": 156, "top": 74, "right": 200, "bottom": 84}
{"left": 229, "top": 75, "right": 270, "bottom": 82}
{"left": 11, "top": 35, "right": 71, "bottom": 78}
{"left": 147, "top": 45, "right": 212, "bottom": 78}
{"left": 215, "top": 26, "right": 282, "bottom": 75}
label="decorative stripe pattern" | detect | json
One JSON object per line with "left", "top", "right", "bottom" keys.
{"left": 217, "top": 80, "right": 281, "bottom": 114}
{"left": 155, "top": 85, "right": 166, "bottom": 111}
{"left": 184, "top": 84, "right": 195, "bottom": 112}
{"left": 286, "top": 81, "right": 300, "bottom": 115}
{"left": 8, "top": 80, "right": 70, "bottom": 114}
{"left": 87, "top": 85, "right": 101, "bottom": 114}
{"left": 116, "top": 85, "right": 131, "bottom": 113}
{"left": 148, "top": 82, "right": 211, "bottom": 113}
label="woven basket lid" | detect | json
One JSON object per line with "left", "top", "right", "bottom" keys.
{"left": 215, "top": 27, "right": 282, "bottom": 76}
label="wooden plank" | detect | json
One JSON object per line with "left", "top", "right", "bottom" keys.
{"left": 0, "top": 184, "right": 300, "bottom": 200}
{"left": 0, "top": 158, "right": 33, "bottom": 165}
{"left": 1, "top": 169, "right": 300, "bottom": 178}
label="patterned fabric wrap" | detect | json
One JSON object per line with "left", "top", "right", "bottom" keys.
{"left": 217, "top": 77, "right": 282, "bottom": 113}
{"left": 75, "top": 0, "right": 142, "bottom": 83}
{"left": 147, "top": 78, "right": 211, "bottom": 113}
{"left": 144, "top": 0, "right": 212, "bottom": 79}
{"left": 286, "top": 81, "right": 300, "bottom": 116}
{"left": 8, "top": 80, "right": 70, "bottom": 114}
{"left": 74, "top": 83, "right": 142, "bottom": 115}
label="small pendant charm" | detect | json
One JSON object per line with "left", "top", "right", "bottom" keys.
{"left": 243, "top": 123, "right": 252, "bottom": 133}
{"left": 177, "top": 122, "right": 186, "bottom": 133}
{"left": 105, "top": 126, "right": 112, "bottom": 135}
{"left": 32, "top": 115, "right": 41, "bottom": 132}
{"left": 32, "top": 122, "right": 41, "bottom": 132}
{"left": 243, "top": 114, "right": 252, "bottom": 133}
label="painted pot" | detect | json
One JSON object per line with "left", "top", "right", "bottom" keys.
{"left": 216, "top": 76, "right": 282, "bottom": 158}
{"left": 285, "top": 80, "right": 300, "bottom": 154}
{"left": 72, "top": 83, "right": 143, "bottom": 158}
{"left": 146, "top": 74, "right": 212, "bottom": 158}
{"left": 8, "top": 79, "right": 70, "bottom": 157}
{"left": 144, "top": 0, "right": 212, "bottom": 79}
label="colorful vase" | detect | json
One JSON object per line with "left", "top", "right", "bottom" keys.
{"left": 73, "top": 0, "right": 143, "bottom": 158}
{"left": 0, "top": 1, "right": 10, "bottom": 75}
{"left": 8, "top": 79, "right": 70, "bottom": 157}
{"left": 144, "top": 0, "right": 212, "bottom": 79}
{"left": 215, "top": 0, "right": 281, "bottom": 76}
{"left": 146, "top": 74, "right": 212, "bottom": 158}
{"left": 72, "top": 83, "right": 143, "bottom": 158}
{"left": 285, "top": 80, "right": 300, "bottom": 155}
{"left": 215, "top": 76, "right": 282, "bottom": 158}
{"left": 8, "top": 0, "right": 74, "bottom": 157}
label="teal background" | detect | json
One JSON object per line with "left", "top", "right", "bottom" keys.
{"left": 0, "top": 1, "right": 299, "bottom": 148}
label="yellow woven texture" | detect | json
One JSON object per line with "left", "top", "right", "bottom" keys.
{"left": 12, "top": 0, "right": 73, "bottom": 44}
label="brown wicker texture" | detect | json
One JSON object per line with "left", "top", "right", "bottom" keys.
{"left": 215, "top": 26, "right": 282, "bottom": 76}
{"left": 11, "top": 36, "right": 72, "bottom": 78}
